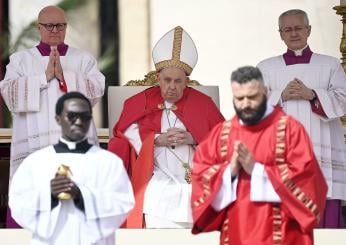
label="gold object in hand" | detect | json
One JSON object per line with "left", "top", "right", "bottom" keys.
{"left": 57, "top": 164, "right": 72, "bottom": 200}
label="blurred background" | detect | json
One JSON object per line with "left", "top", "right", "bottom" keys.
{"left": 0, "top": 0, "right": 342, "bottom": 128}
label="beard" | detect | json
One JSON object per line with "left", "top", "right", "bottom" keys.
{"left": 234, "top": 96, "right": 267, "bottom": 125}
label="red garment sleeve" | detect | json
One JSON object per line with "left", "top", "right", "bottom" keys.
{"left": 265, "top": 117, "right": 327, "bottom": 232}
{"left": 107, "top": 130, "right": 136, "bottom": 174}
{"left": 191, "top": 122, "right": 229, "bottom": 234}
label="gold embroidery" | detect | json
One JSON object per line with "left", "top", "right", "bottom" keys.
{"left": 275, "top": 115, "right": 321, "bottom": 223}
{"left": 220, "top": 120, "right": 231, "bottom": 158}
{"left": 155, "top": 60, "right": 192, "bottom": 75}
{"left": 221, "top": 217, "right": 230, "bottom": 245}
{"left": 272, "top": 205, "right": 282, "bottom": 244}
{"left": 172, "top": 26, "right": 183, "bottom": 61}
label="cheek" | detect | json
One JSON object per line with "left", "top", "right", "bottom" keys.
{"left": 160, "top": 85, "right": 168, "bottom": 95}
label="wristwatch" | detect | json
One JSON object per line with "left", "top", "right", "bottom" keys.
{"left": 310, "top": 90, "right": 317, "bottom": 101}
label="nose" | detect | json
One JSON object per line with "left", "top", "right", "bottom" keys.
{"left": 242, "top": 98, "right": 251, "bottom": 108}
{"left": 168, "top": 82, "right": 176, "bottom": 89}
{"left": 73, "top": 117, "right": 83, "bottom": 125}
{"left": 51, "top": 26, "right": 59, "bottom": 33}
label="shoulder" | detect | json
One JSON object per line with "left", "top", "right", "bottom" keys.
{"left": 257, "top": 55, "right": 283, "bottom": 70}
{"left": 125, "top": 86, "right": 159, "bottom": 104}
{"left": 9, "top": 47, "right": 37, "bottom": 60}
{"left": 187, "top": 87, "right": 214, "bottom": 103}
{"left": 88, "top": 146, "right": 124, "bottom": 164}
{"left": 21, "top": 145, "right": 54, "bottom": 166}
{"left": 66, "top": 46, "right": 96, "bottom": 60}
{"left": 311, "top": 53, "right": 340, "bottom": 66}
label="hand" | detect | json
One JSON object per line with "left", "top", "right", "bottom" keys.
{"left": 167, "top": 127, "right": 196, "bottom": 146}
{"left": 45, "top": 50, "right": 56, "bottom": 81}
{"left": 54, "top": 51, "right": 64, "bottom": 81}
{"left": 233, "top": 141, "right": 255, "bottom": 175}
{"left": 281, "top": 78, "right": 314, "bottom": 101}
{"left": 230, "top": 145, "right": 241, "bottom": 177}
{"left": 50, "top": 174, "right": 80, "bottom": 200}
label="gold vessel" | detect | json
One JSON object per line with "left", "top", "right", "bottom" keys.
{"left": 57, "top": 164, "right": 72, "bottom": 200}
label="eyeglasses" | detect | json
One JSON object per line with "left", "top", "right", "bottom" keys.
{"left": 65, "top": 111, "right": 92, "bottom": 123}
{"left": 39, "top": 23, "right": 67, "bottom": 32}
{"left": 279, "top": 26, "right": 308, "bottom": 34}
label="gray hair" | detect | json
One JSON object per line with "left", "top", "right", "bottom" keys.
{"left": 278, "top": 9, "right": 309, "bottom": 30}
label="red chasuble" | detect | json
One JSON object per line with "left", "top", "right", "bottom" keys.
{"left": 191, "top": 106, "right": 327, "bottom": 245}
{"left": 107, "top": 86, "right": 224, "bottom": 227}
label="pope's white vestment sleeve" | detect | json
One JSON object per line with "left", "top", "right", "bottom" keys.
{"left": 0, "top": 52, "right": 46, "bottom": 112}
{"left": 250, "top": 163, "right": 281, "bottom": 202}
{"left": 211, "top": 165, "right": 238, "bottom": 211}
{"left": 62, "top": 52, "right": 105, "bottom": 106}
{"left": 124, "top": 123, "right": 142, "bottom": 154}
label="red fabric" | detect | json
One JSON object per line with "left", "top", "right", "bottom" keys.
{"left": 58, "top": 75, "right": 67, "bottom": 93}
{"left": 108, "top": 86, "right": 224, "bottom": 227}
{"left": 125, "top": 133, "right": 155, "bottom": 228}
{"left": 310, "top": 97, "right": 326, "bottom": 117}
{"left": 192, "top": 107, "right": 327, "bottom": 245}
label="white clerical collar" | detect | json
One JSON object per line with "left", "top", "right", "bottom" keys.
{"left": 164, "top": 101, "right": 175, "bottom": 110}
{"left": 59, "top": 137, "right": 86, "bottom": 150}
{"left": 290, "top": 44, "right": 308, "bottom": 56}
{"left": 239, "top": 103, "right": 274, "bottom": 125}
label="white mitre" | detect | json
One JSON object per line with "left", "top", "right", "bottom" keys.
{"left": 152, "top": 26, "right": 198, "bottom": 75}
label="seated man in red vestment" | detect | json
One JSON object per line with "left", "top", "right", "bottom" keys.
{"left": 108, "top": 26, "right": 224, "bottom": 228}
{"left": 191, "top": 66, "right": 327, "bottom": 245}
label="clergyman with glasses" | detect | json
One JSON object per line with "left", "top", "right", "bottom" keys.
{"left": 9, "top": 91, "right": 134, "bottom": 245}
{"left": 0, "top": 5, "right": 105, "bottom": 228}
{"left": 257, "top": 9, "right": 346, "bottom": 228}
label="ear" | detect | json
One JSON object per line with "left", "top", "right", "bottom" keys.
{"left": 307, "top": 25, "right": 311, "bottom": 37}
{"left": 264, "top": 86, "right": 269, "bottom": 96}
{"left": 55, "top": 115, "right": 62, "bottom": 126}
{"left": 279, "top": 31, "right": 284, "bottom": 41}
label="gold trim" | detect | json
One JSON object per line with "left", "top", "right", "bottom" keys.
{"left": 155, "top": 60, "right": 193, "bottom": 76}
{"left": 275, "top": 116, "right": 321, "bottom": 223}
{"left": 193, "top": 165, "right": 221, "bottom": 208}
{"left": 125, "top": 70, "right": 200, "bottom": 86}
{"left": 220, "top": 120, "right": 231, "bottom": 158}
{"left": 272, "top": 205, "right": 282, "bottom": 244}
{"left": 193, "top": 121, "right": 232, "bottom": 208}
{"left": 172, "top": 26, "right": 183, "bottom": 61}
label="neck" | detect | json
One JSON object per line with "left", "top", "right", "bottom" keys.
{"left": 60, "top": 137, "right": 86, "bottom": 150}
{"left": 36, "top": 41, "right": 68, "bottom": 56}
{"left": 289, "top": 44, "right": 308, "bottom": 56}
{"left": 283, "top": 45, "right": 312, "bottom": 65}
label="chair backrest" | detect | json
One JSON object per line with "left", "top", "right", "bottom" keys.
{"left": 107, "top": 85, "right": 220, "bottom": 136}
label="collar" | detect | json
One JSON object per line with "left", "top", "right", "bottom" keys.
{"left": 36, "top": 41, "right": 68, "bottom": 56}
{"left": 283, "top": 45, "right": 312, "bottom": 65}
{"left": 54, "top": 137, "right": 92, "bottom": 153}
{"left": 239, "top": 103, "right": 274, "bottom": 125}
